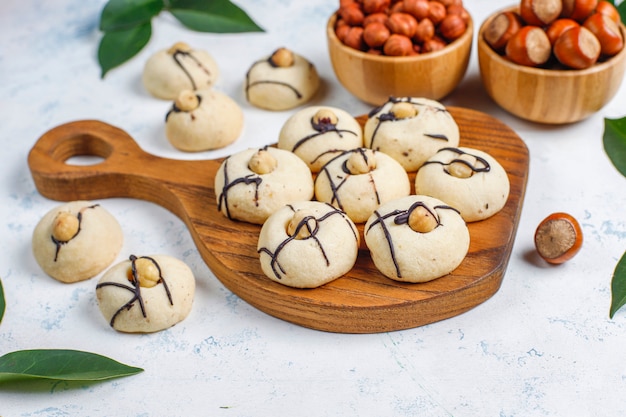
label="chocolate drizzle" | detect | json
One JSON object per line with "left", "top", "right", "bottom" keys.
{"left": 290, "top": 116, "right": 359, "bottom": 153}
{"left": 422, "top": 147, "right": 491, "bottom": 175}
{"left": 245, "top": 59, "right": 303, "bottom": 101}
{"left": 258, "top": 204, "right": 358, "bottom": 280}
{"left": 317, "top": 149, "right": 381, "bottom": 212}
{"left": 217, "top": 151, "right": 266, "bottom": 220}
{"left": 51, "top": 204, "right": 98, "bottom": 262}
{"left": 96, "top": 255, "right": 173, "bottom": 328}
{"left": 369, "top": 97, "right": 451, "bottom": 150}
{"left": 171, "top": 49, "right": 213, "bottom": 91}
{"left": 366, "top": 201, "right": 459, "bottom": 278}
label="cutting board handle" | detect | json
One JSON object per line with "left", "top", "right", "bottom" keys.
{"left": 27, "top": 120, "right": 217, "bottom": 218}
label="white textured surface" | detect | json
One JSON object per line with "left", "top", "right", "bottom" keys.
{"left": 1, "top": 0, "right": 626, "bottom": 416}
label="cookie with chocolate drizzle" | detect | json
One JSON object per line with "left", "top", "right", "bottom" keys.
{"left": 96, "top": 254, "right": 195, "bottom": 333}
{"left": 165, "top": 88, "right": 243, "bottom": 152}
{"left": 278, "top": 106, "right": 363, "bottom": 172}
{"left": 32, "top": 201, "right": 123, "bottom": 283}
{"left": 315, "top": 148, "right": 410, "bottom": 223}
{"left": 215, "top": 147, "right": 314, "bottom": 224}
{"left": 415, "top": 147, "right": 510, "bottom": 222}
{"left": 257, "top": 201, "right": 359, "bottom": 288}
{"left": 364, "top": 97, "right": 460, "bottom": 172}
{"left": 245, "top": 47, "right": 320, "bottom": 111}
{"left": 142, "top": 42, "right": 220, "bottom": 100}
{"left": 364, "top": 195, "right": 469, "bottom": 283}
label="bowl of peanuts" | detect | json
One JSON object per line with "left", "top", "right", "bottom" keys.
{"left": 327, "top": 0, "right": 474, "bottom": 105}
{"left": 478, "top": 0, "right": 626, "bottom": 124}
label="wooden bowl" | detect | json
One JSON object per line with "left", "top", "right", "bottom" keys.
{"left": 326, "top": 13, "right": 473, "bottom": 105}
{"left": 478, "top": 7, "right": 626, "bottom": 124}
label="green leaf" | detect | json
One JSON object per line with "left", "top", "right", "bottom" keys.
{"left": 98, "top": 21, "right": 152, "bottom": 78}
{"left": 0, "top": 350, "right": 143, "bottom": 383}
{"left": 616, "top": 1, "right": 626, "bottom": 25}
{"left": 610, "top": 251, "right": 626, "bottom": 318}
{"left": 169, "top": 0, "right": 264, "bottom": 33}
{"left": 99, "top": 0, "right": 164, "bottom": 31}
{"left": 603, "top": 117, "right": 626, "bottom": 178}
{"left": 0, "top": 278, "right": 5, "bottom": 325}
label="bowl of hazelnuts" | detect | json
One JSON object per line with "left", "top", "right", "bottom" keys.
{"left": 478, "top": 0, "right": 626, "bottom": 124}
{"left": 327, "top": 0, "right": 474, "bottom": 105}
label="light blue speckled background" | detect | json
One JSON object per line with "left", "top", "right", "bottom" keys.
{"left": 1, "top": 0, "right": 626, "bottom": 416}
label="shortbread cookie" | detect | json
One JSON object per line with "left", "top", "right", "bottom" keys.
{"left": 245, "top": 47, "right": 320, "bottom": 111}
{"left": 415, "top": 147, "right": 510, "bottom": 222}
{"left": 364, "top": 97, "right": 460, "bottom": 172}
{"left": 165, "top": 89, "right": 243, "bottom": 151}
{"left": 257, "top": 201, "right": 359, "bottom": 288}
{"left": 215, "top": 147, "right": 314, "bottom": 224}
{"left": 32, "top": 201, "right": 123, "bottom": 283}
{"left": 364, "top": 195, "right": 469, "bottom": 283}
{"left": 278, "top": 106, "right": 363, "bottom": 172}
{"left": 143, "top": 42, "right": 220, "bottom": 100}
{"left": 315, "top": 148, "right": 410, "bottom": 223}
{"left": 96, "top": 254, "right": 195, "bottom": 333}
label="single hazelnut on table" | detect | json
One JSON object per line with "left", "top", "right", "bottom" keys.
{"left": 553, "top": 25, "right": 601, "bottom": 69}
{"left": 505, "top": 25, "right": 552, "bottom": 67}
{"left": 519, "top": 0, "right": 563, "bottom": 26}
{"left": 484, "top": 11, "right": 524, "bottom": 52}
{"left": 583, "top": 13, "right": 624, "bottom": 56}
{"left": 534, "top": 212, "right": 583, "bottom": 264}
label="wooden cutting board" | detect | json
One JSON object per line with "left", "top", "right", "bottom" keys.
{"left": 28, "top": 107, "right": 529, "bottom": 333}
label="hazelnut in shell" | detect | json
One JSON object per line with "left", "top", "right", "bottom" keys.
{"left": 505, "top": 25, "right": 552, "bottom": 67}
{"left": 553, "top": 25, "right": 601, "bottom": 69}
{"left": 583, "top": 13, "right": 624, "bottom": 56}
{"left": 534, "top": 212, "right": 583, "bottom": 264}
{"left": 483, "top": 11, "right": 523, "bottom": 52}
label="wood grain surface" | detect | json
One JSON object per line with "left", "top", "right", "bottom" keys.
{"left": 28, "top": 107, "right": 529, "bottom": 333}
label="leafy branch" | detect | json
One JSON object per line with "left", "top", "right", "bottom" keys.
{"left": 604, "top": 116, "right": 626, "bottom": 317}
{"left": 98, "top": 0, "right": 264, "bottom": 77}
{"left": 598, "top": 1, "right": 626, "bottom": 318}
